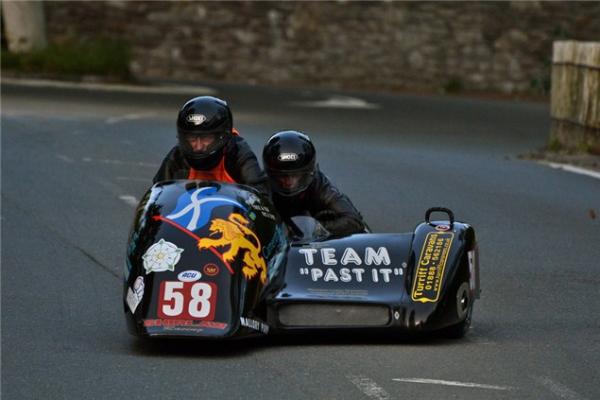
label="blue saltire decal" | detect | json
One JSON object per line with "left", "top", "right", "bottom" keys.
{"left": 166, "top": 187, "right": 247, "bottom": 232}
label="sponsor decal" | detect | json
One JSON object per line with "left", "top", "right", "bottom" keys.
{"left": 240, "top": 317, "right": 269, "bottom": 334}
{"left": 245, "top": 193, "right": 262, "bottom": 207}
{"left": 298, "top": 246, "right": 391, "bottom": 266}
{"left": 126, "top": 276, "right": 145, "bottom": 313}
{"left": 186, "top": 114, "right": 207, "bottom": 125}
{"left": 203, "top": 263, "right": 220, "bottom": 276}
{"left": 245, "top": 193, "right": 276, "bottom": 221}
{"left": 435, "top": 224, "right": 451, "bottom": 232}
{"left": 262, "top": 212, "right": 277, "bottom": 221}
{"left": 133, "top": 276, "right": 144, "bottom": 295}
{"left": 142, "top": 239, "right": 184, "bottom": 274}
{"left": 411, "top": 232, "right": 454, "bottom": 303}
{"left": 166, "top": 187, "right": 247, "bottom": 232}
{"left": 198, "top": 213, "right": 267, "bottom": 283}
{"left": 258, "top": 211, "right": 276, "bottom": 221}
{"left": 158, "top": 281, "right": 218, "bottom": 320}
{"left": 178, "top": 270, "right": 202, "bottom": 282}
{"left": 295, "top": 246, "right": 403, "bottom": 284}
{"left": 143, "top": 319, "right": 228, "bottom": 330}
{"left": 299, "top": 266, "right": 403, "bottom": 283}
{"left": 277, "top": 153, "right": 298, "bottom": 161}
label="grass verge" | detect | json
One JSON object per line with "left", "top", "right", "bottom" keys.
{"left": 1, "top": 37, "right": 130, "bottom": 80}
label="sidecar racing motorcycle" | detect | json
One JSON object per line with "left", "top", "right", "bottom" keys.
{"left": 124, "top": 181, "right": 480, "bottom": 340}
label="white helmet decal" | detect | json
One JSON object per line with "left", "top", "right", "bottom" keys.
{"left": 186, "top": 114, "right": 207, "bottom": 125}
{"left": 278, "top": 153, "right": 299, "bottom": 161}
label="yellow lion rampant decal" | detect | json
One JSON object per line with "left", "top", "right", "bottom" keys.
{"left": 197, "top": 213, "right": 267, "bottom": 284}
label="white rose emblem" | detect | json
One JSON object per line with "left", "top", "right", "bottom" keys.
{"left": 142, "top": 239, "right": 184, "bottom": 274}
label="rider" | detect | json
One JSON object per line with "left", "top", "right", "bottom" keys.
{"left": 153, "top": 96, "right": 268, "bottom": 194}
{"left": 262, "top": 130, "right": 369, "bottom": 238}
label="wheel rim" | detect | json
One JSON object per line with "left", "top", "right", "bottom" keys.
{"left": 456, "top": 282, "right": 471, "bottom": 320}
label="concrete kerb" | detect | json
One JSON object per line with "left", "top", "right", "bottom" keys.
{"left": 1, "top": 77, "right": 217, "bottom": 96}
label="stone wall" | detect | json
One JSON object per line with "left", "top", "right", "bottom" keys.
{"left": 44, "top": 1, "right": 600, "bottom": 96}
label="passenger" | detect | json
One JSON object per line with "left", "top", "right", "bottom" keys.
{"left": 262, "top": 130, "right": 369, "bottom": 238}
{"left": 153, "top": 96, "right": 268, "bottom": 194}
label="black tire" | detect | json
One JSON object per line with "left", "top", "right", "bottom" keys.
{"left": 442, "top": 281, "right": 473, "bottom": 339}
{"left": 442, "top": 303, "right": 473, "bottom": 339}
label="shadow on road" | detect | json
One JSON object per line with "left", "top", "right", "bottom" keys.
{"left": 126, "top": 329, "right": 472, "bottom": 359}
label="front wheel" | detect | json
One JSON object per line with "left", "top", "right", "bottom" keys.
{"left": 442, "top": 282, "right": 473, "bottom": 339}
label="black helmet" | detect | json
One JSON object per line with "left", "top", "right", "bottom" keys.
{"left": 176, "top": 96, "right": 233, "bottom": 170}
{"left": 263, "top": 130, "right": 316, "bottom": 196}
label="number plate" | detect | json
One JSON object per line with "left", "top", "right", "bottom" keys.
{"left": 158, "top": 281, "right": 217, "bottom": 320}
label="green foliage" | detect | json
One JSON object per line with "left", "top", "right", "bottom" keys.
{"left": 530, "top": 76, "right": 551, "bottom": 95}
{"left": 1, "top": 49, "right": 22, "bottom": 69}
{"left": 577, "top": 142, "right": 591, "bottom": 154}
{"left": 530, "top": 25, "right": 570, "bottom": 96}
{"left": 547, "top": 138, "right": 564, "bottom": 152}
{"left": 530, "top": 58, "right": 552, "bottom": 95}
{"left": 1, "top": 37, "right": 130, "bottom": 79}
{"left": 443, "top": 77, "right": 463, "bottom": 93}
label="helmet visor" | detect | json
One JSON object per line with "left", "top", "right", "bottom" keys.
{"left": 268, "top": 170, "right": 314, "bottom": 196}
{"left": 179, "top": 132, "right": 227, "bottom": 157}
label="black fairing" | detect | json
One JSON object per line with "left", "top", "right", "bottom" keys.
{"left": 124, "top": 181, "right": 285, "bottom": 338}
{"left": 267, "top": 220, "right": 479, "bottom": 334}
{"left": 124, "top": 181, "right": 479, "bottom": 339}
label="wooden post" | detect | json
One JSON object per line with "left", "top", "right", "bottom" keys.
{"left": 1, "top": 1, "right": 47, "bottom": 53}
{"left": 550, "top": 41, "right": 600, "bottom": 154}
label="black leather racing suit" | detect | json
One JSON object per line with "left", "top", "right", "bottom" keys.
{"left": 153, "top": 136, "right": 269, "bottom": 194}
{"left": 272, "top": 169, "right": 369, "bottom": 238}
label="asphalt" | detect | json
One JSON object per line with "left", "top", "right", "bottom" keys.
{"left": 2, "top": 79, "right": 599, "bottom": 400}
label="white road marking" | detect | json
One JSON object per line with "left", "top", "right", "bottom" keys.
{"left": 542, "top": 161, "right": 600, "bottom": 180}
{"left": 347, "top": 375, "right": 392, "bottom": 400}
{"left": 56, "top": 154, "right": 75, "bottom": 163}
{"left": 106, "top": 112, "right": 155, "bottom": 124}
{"left": 392, "top": 378, "right": 512, "bottom": 391}
{"left": 119, "top": 195, "right": 139, "bottom": 207}
{"left": 2, "top": 77, "right": 217, "bottom": 95}
{"left": 292, "top": 95, "right": 379, "bottom": 109}
{"left": 535, "top": 376, "right": 587, "bottom": 400}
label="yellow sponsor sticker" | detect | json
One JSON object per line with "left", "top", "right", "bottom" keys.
{"left": 411, "top": 232, "right": 454, "bottom": 303}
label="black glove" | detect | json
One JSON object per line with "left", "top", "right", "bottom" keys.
{"left": 314, "top": 210, "right": 337, "bottom": 221}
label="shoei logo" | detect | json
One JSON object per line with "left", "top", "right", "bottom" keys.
{"left": 186, "top": 114, "right": 207, "bottom": 125}
{"left": 278, "top": 153, "right": 298, "bottom": 162}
